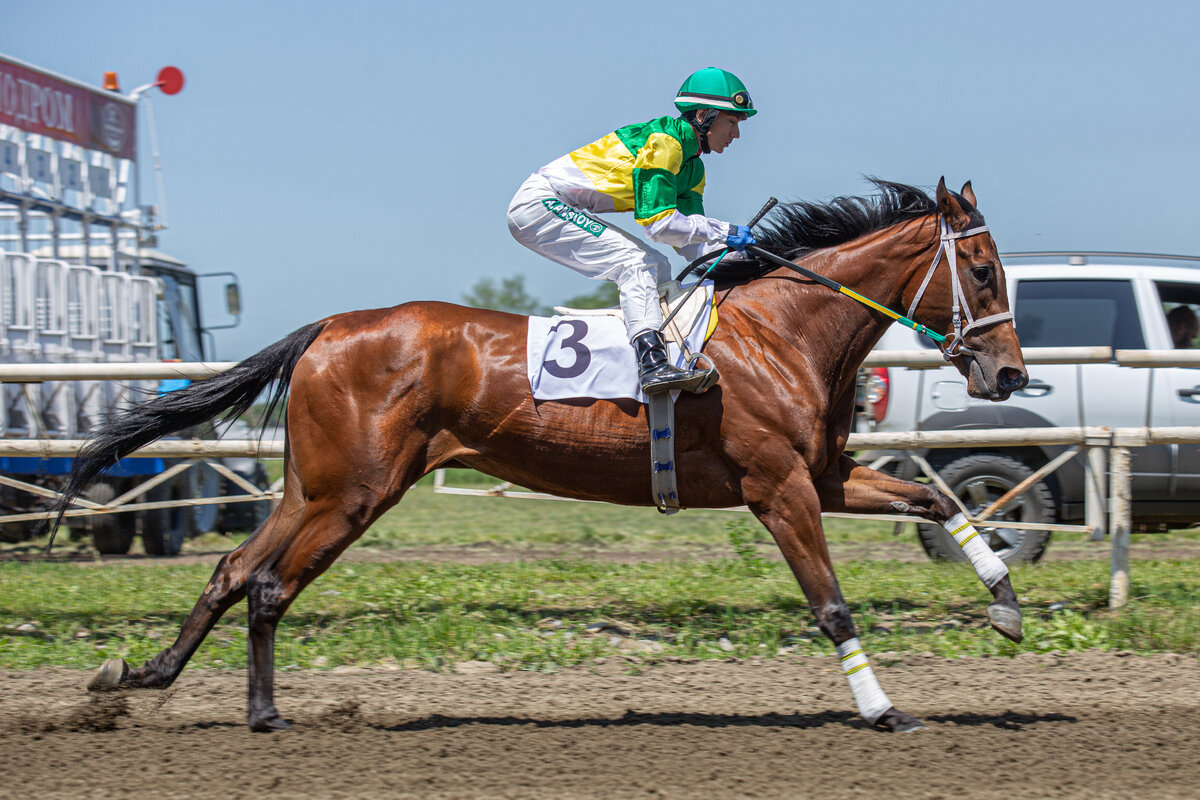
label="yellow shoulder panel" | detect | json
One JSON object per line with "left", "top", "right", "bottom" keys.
{"left": 634, "top": 132, "right": 684, "bottom": 174}
{"left": 569, "top": 133, "right": 636, "bottom": 211}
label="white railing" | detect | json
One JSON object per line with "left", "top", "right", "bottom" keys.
{"left": 0, "top": 359, "right": 277, "bottom": 530}
{"left": 0, "top": 362, "right": 239, "bottom": 381}
{"left": 862, "top": 347, "right": 1200, "bottom": 369}
{"left": 3, "top": 350, "right": 1197, "bottom": 608}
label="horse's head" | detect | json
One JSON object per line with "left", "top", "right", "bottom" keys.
{"left": 913, "top": 179, "right": 1028, "bottom": 401}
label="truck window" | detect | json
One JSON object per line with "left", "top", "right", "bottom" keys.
{"left": 174, "top": 280, "right": 203, "bottom": 361}
{"left": 157, "top": 300, "right": 179, "bottom": 360}
{"left": 1155, "top": 281, "right": 1200, "bottom": 349}
{"left": 1014, "top": 279, "right": 1145, "bottom": 349}
{"left": 153, "top": 273, "right": 204, "bottom": 362}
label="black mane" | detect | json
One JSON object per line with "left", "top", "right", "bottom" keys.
{"left": 708, "top": 178, "right": 980, "bottom": 284}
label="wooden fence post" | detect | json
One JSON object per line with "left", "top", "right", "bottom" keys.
{"left": 1084, "top": 439, "right": 1109, "bottom": 541}
{"left": 1108, "top": 445, "right": 1132, "bottom": 609}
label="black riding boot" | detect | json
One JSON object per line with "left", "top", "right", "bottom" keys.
{"left": 632, "top": 330, "right": 710, "bottom": 395}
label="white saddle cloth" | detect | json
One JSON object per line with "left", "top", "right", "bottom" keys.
{"left": 527, "top": 281, "right": 714, "bottom": 402}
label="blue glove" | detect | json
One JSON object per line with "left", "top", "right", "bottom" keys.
{"left": 726, "top": 225, "right": 756, "bottom": 251}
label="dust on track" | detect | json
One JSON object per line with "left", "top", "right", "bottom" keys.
{"left": 1, "top": 651, "right": 1197, "bottom": 800}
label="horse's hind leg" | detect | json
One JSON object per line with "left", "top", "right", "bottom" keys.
{"left": 244, "top": 499, "right": 382, "bottom": 732}
{"left": 89, "top": 551, "right": 249, "bottom": 691}
{"left": 89, "top": 473, "right": 309, "bottom": 692}
{"left": 815, "top": 454, "right": 1021, "bottom": 643}
{"left": 744, "top": 465, "right": 922, "bottom": 733}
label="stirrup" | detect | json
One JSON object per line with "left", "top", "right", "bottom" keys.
{"left": 686, "top": 352, "right": 720, "bottom": 394}
{"left": 641, "top": 364, "right": 710, "bottom": 395}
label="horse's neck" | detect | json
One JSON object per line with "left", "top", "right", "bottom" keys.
{"left": 748, "top": 216, "right": 940, "bottom": 387}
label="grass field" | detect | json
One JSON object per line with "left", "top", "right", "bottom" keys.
{"left": 3, "top": 549, "right": 1198, "bottom": 672}
{"left": 2, "top": 469, "right": 1199, "bottom": 672}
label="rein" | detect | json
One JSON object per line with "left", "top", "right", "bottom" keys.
{"left": 745, "top": 243, "right": 946, "bottom": 345}
{"left": 683, "top": 213, "right": 1008, "bottom": 359}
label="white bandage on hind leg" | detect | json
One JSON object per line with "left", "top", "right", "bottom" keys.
{"left": 836, "top": 637, "right": 892, "bottom": 724}
{"left": 945, "top": 513, "right": 1009, "bottom": 588}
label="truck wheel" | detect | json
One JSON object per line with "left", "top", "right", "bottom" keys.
{"left": 917, "top": 453, "right": 1054, "bottom": 564}
{"left": 140, "top": 480, "right": 187, "bottom": 557}
{"left": 86, "top": 482, "right": 136, "bottom": 555}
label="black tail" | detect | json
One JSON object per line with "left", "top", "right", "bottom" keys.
{"left": 45, "top": 321, "right": 326, "bottom": 548}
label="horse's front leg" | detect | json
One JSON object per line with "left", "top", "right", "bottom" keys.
{"left": 743, "top": 465, "right": 922, "bottom": 732}
{"left": 815, "top": 454, "right": 1021, "bottom": 643}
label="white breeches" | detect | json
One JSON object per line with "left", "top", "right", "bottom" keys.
{"left": 508, "top": 172, "right": 670, "bottom": 341}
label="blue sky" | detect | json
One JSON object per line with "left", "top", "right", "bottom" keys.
{"left": 8, "top": 0, "right": 1200, "bottom": 358}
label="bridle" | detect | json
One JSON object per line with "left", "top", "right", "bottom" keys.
{"left": 906, "top": 216, "right": 1013, "bottom": 359}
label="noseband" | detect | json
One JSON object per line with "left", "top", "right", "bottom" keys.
{"left": 906, "top": 217, "right": 1013, "bottom": 359}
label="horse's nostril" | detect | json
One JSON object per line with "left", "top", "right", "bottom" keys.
{"left": 999, "top": 368, "right": 1027, "bottom": 392}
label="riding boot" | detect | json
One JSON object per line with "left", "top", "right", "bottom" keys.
{"left": 632, "top": 330, "right": 710, "bottom": 395}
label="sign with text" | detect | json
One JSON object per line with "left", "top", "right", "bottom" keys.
{"left": 0, "top": 54, "right": 136, "bottom": 160}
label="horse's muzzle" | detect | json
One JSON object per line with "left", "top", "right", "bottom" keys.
{"left": 963, "top": 353, "right": 1028, "bottom": 401}
{"left": 996, "top": 366, "right": 1028, "bottom": 396}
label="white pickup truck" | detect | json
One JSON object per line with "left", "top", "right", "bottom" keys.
{"left": 857, "top": 252, "right": 1200, "bottom": 563}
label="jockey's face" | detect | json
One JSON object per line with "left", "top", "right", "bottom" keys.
{"left": 706, "top": 111, "right": 745, "bottom": 154}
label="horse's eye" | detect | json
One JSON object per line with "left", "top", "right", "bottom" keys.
{"left": 971, "top": 264, "right": 993, "bottom": 282}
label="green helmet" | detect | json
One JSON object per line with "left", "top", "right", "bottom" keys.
{"left": 674, "top": 67, "right": 756, "bottom": 117}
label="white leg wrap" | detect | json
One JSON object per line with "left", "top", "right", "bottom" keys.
{"left": 837, "top": 637, "right": 892, "bottom": 724}
{"left": 945, "top": 513, "right": 1009, "bottom": 588}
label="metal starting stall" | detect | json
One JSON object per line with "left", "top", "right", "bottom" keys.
{"left": 0, "top": 54, "right": 266, "bottom": 555}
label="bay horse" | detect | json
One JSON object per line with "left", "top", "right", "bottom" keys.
{"left": 56, "top": 178, "right": 1028, "bottom": 733}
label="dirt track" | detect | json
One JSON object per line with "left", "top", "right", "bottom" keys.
{"left": 2, "top": 651, "right": 1198, "bottom": 799}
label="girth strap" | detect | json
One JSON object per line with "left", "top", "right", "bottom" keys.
{"left": 648, "top": 393, "right": 680, "bottom": 514}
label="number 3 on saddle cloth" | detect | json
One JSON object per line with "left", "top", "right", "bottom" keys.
{"left": 526, "top": 280, "right": 719, "bottom": 514}
{"left": 526, "top": 280, "right": 718, "bottom": 402}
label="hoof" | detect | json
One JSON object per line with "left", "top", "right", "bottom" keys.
{"left": 987, "top": 602, "right": 1024, "bottom": 643}
{"left": 249, "top": 708, "right": 291, "bottom": 732}
{"left": 874, "top": 707, "right": 926, "bottom": 733}
{"left": 87, "top": 658, "right": 129, "bottom": 692}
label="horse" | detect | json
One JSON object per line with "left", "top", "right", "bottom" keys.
{"left": 55, "top": 178, "right": 1028, "bottom": 733}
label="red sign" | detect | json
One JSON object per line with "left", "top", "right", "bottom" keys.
{"left": 0, "top": 54, "right": 137, "bottom": 160}
{"left": 157, "top": 66, "right": 184, "bottom": 96}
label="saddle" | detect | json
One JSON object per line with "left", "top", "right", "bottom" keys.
{"left": 554, "top": 280, "right": 719, "bottom": 515}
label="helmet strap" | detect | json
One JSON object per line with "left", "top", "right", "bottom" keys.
{"left": 685, "top": 109, "right": 720, "bottom": 155}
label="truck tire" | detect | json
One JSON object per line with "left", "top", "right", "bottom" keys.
{"left": 86, "top": 482, "right": 136, "bottom": 555}
{"left": 141, "top": 480, "right": 187, "bottom": 557}
{"left": 917, "top": 453, "right": 1054, "bottom": 564}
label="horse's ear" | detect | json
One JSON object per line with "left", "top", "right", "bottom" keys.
{"left": 936, "top": 176, "right": 972, "bottom": 231}
{"left": 960, "top": 180, "right": 977, "bottom": 207}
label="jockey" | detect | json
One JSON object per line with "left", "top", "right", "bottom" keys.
{"left": 508, "top": 67, "right": 757, "bottom": 395}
